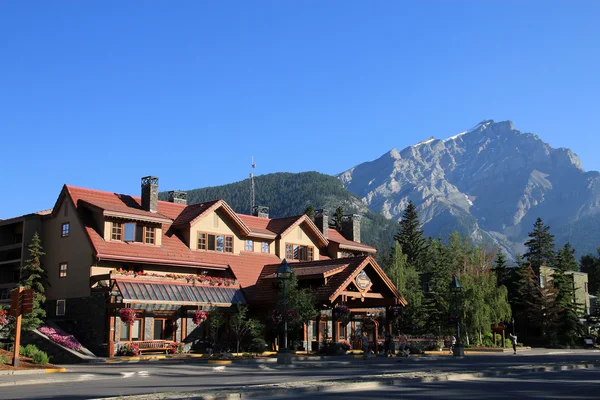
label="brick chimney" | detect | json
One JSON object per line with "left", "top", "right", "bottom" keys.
{"left": 314, "top": 209, "right": 328, "bottom": 239}
{"left": 141, "top": 176, "right": 159, "bottom": 213}
{"left": 168, "top": 190, "right": 187, "bottom": 205}
{"left": 252, "top": 206, "right": 269, "bottom": 218}
{"left": 341, "top": 214, "right": 361, "bottom": 243}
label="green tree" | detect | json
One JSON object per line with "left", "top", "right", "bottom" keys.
{"left": 580, "top": 247, "right": 600, "bottom": 296}
{"left": 556, "top": 243, "right": 578, "bottom": 272}
{"left": 207, "top": 309, "right": 224, "bottom": 352}
{"left": 384, "top": 243, "right": 423, "bottom": 332}
{"left": 524, "top": 218, "right": 556, "bottom": 275}
{"left": 230, "top": 304, "right": 260, "bottom": 354}
{"left": 304, "top": 205, "right": 315, "bottom": 221}
{"left": 493, "top": 251, "right": 511, "bottom": 287}
{"left": 19, "top": 232, "right": 47, "bottom": 331}
{"left": 393, "top": 201, "right": 427, "bottom": 272}
{"left": 333, "top": 206, "right": 344, "bottom": 231}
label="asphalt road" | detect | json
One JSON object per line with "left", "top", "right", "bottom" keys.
{"left": 0, "top": 349, "right": 598, "bottom": 400}
{"left": 268, "top": 368, "right": 600, "bottom": 399}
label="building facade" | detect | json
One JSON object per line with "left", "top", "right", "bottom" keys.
{"left": 1, "top": 176, "right": 405, "bottom": 356}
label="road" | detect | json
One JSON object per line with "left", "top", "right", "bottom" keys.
{"left": 0, "top": 348, "right": 598, "bottom": 399}
{"left": 268, "top": 368, "right": 600, "bottom": 399}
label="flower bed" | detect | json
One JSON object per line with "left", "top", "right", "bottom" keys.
{"left": 118, "top": 342, "right": 140, "bottom": 356}
{"left": 169, "top": 342, "right": 184, "bottom": 354}
{"left": 38, "top": 325, "right": 83, "bottom": 352}
{"left": 113, "top": 269, "right": 238, "bottom": 286}
{"left": 0, "top": 309, "right": 8, "bottom": 326}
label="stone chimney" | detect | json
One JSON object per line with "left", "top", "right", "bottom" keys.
{"left": 252, "top": 206, "right": 269, "bottom": 218}
{"left": 314, "top": 209, "right": 328, "bottom": 238}
{"left": 141, "top": 176, "right": 159, "bottom": 213}
{"left": 167, "top": 190, "right": 187, "bottom": 205}
{"left": 341, "top": 214, "right": 361, "bottom": 243}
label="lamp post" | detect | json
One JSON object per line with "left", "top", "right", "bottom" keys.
{"left": 450, "top": 275, "right": 464, "bottom": 357}
{"left": 277, "top": 259, "right": 293, "bottom": 364}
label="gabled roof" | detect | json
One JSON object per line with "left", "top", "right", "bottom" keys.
{"left": 277, "top": 215, "right": 329, "bottom": 247}
{"left": 171, "top": 199, "right": 251, "bottom": 235}
{"left": 252, "top": 256, "right": 406, "bottom": 306}
{"left": 327, "top": 229, "right": 376, "bottom": 253}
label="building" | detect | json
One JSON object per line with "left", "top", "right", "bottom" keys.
{"left": 540, "top": 266, "right": 591, "bottom": 315}
{"left": 1, "top": 176, "right": 405, "bottom": 356}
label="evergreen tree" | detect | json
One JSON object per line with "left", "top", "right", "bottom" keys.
{"left": 303, "top": 205, "right": 315, "bottom": 221}
{"left": 393, "top": 201, "right": 427, "bottom": 272}
{"left": 514, "top": 264, "right": 543, "bottom": 342}
{"left": 556, "top": 243, "right": 578, "bottom": 272}
{"left": 580, "top": 247, "right": 600, "bottom": 296}
{"left": 333, "top": 206, "right": 344, "bottom": 232}
{"left": 524, "top": 217, "right": 556, "bottom": 275}
{"left": 384, "top": 243, "right": 423, "bottom": 333}
{"left": 18, "top": 232, "right": 47, "bottom": 331}
{"left": 493, "top": 251, "right": 511, "bottom": 287}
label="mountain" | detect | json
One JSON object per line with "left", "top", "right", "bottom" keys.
{"left": 159, "top": 172, "right": 400, "bottom": 260}
{"left": 338, "top": 120, "right": 600, "bottom": 258}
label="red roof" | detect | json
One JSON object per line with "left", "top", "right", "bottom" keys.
{"left": 327, "top": 229, "right": 376, "bottom": 253}
{"left": 253, "top": 256, "right": 406, "bottom": 305}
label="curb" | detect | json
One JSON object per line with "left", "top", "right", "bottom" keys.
{"left": 96, "top": 362, "right": 600, "bottom": 400}
{"left": 0, "top": 367, "right": 66, "bottom": 376}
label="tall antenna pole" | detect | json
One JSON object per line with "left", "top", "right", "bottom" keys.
{"left": 250, "top": 156, "right": 256, "bottom": 213}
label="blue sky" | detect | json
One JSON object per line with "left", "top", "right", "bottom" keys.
{"left": 1, "top": 1, "right": 599, "bottom": 219}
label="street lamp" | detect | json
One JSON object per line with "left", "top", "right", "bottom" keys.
{"left": 449, "top": 275, "right": 464, "bottom": 357}
{"left": 277, "top": 259, "right": 293, "bottom": 364}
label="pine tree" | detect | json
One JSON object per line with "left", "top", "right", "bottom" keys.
{"left": 493, "top": 251, "right": 511, "bottom": 287}
{"left": 556, "top": 243, "right": 578, "bottom": 272}
{"left": 18, "top": 232, "right": 47, "bottom": 331}
{"left": 303, "top": 205, "right": 315, "bottom": 221}
{"left": 514, "top": 264, "right": 543, "bottom": 342}
{"left": 524, "top": 217, "right": 556, "bottom": 276}
{"left": 394, "top": 201, "right": 427, "bottom": 272}
{"left": 333, "top": 206, "right": 344, "bottom": 232}
{"left": 580, "top": 247, "right": 600, "bottom": 296}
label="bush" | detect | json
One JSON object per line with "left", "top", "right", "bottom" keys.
{"left": 0, "top": 354, "right": 8, "bottom": 364}
{"left": 32, "top": 351, "right": 50, "bottom": 365}
{"left": 250, "top": 337, "right": 267, "bottom": 354}
{"left": 20, "top": 344, "right": 40, "bottom": 358}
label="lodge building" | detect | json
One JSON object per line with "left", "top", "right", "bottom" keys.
{"left": 0, "top": 177, "right": 405, "bottom": 356}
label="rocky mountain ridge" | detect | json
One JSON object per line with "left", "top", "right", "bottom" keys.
{"left": 338, "top": 120, "right": 600, "bottom": 257}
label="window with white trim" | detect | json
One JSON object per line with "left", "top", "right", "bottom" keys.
{"left": 261, "top": 242, "right": 269, "bottom": 253}
{"left": 56, "top": 300, "right": 66, "bottom": 316}
{"left": 59, "top": 262, "right": 68, "bottom": 278}
{"left": 61, "top": 222, "right": 70, "bottom": 237}
{"left": 245, "top": 240, "right": 253, "bottom": 251}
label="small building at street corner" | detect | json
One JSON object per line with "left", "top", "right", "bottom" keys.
{"left": 0, "top": 176, "right": 406, "bottom": 356}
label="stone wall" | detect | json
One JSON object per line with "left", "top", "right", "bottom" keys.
{"left": 49, "top": 293, "right": 107, "bottom": 357}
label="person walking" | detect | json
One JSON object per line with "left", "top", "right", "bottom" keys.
{"left": 399, "top": 332, "right": 409, "bottom": 357}
{"left": 362, "top": 332, "right": 370, "bottom": 360}
{"left": 450, "top": 335, "right": 456, "bottom": 354}
{"left": 509, "top": 333, "right": 518, "bottom": 354}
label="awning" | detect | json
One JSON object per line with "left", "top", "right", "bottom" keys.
{"left": 114, "top": 279, "right": 245, "bottom": 306}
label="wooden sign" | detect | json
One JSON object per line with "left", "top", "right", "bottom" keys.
{"left": 21, "top": 289, "right": 34, "bottom": 314}
{"left": 355, "top": 271, "right": 371, "bottom": 290}
{"left": 10, "top": 289, "right": 21, "bottom": 316}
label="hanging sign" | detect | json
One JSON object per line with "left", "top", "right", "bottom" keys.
{"left": 355, "top": 271, "right": 371, "bottom": 290}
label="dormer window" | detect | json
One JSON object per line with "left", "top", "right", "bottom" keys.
{"left": 111, "top": 221, "right": 156, "bottom": 244}
{"left": 245, "top": 240, "right": 253, "bottom": 251}
{"left": 261, "top": 242, "right": 269, "bottom": 253}
{"left": 285, "top": 243, "right": 314, "bottom": 261}
{"left": 124, "top": 223, "right": 136, "bottom": 241}
{"left": 198, "top": 232, "right": 233, "bottom": 253}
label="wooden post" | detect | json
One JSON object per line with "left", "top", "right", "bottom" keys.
{"left": 12, "top": 287, "right": 23, "bottom": 367}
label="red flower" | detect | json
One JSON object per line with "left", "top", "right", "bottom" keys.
{"left": 119, "top": 308, "right": 137, "bottom": 326}
{"left": 0, "top": 309, "right": 8, "bottom": 326}
{"left": 192, "top": 310, "right": 208, "bottom": 326}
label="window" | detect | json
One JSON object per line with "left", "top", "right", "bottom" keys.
{"left": 423, "top": 282, "right": 431, "bottom": 293}
{"left": 59, "top": 262, "right": 68, "bottom": 278}
{"left": 124, "top": 223, "right": 136, "bottom": 241}
{"left": 197, "top": 232, "right": 234, "bottom": 253}
{"left": 0, "top": 289, "right": 10, "bottom": 301}
{"left": 144, "top": 227, "right": 155, "bottom": 244}
{"left": 261, "top": 242, "right": 269, "bottom": 253}
{"left": 120, "top": 315, "right": 142, "bottom": 341}
{"left": 245, "top": 240, "right": 253, "bottom": 251}
{"left": 112, "top": 222, "right": 123, "bottom": 241}
{"left": 285, "top": 243, "right": 314, "bottom": 261}
{"left": 338, "top": 322, "right": 347, "bottom": 340}
{"left": 61, "top": 222, "right": 70, "bottom": 237}
{"left": 56, "top": 300, "right": 66, "bottom": 316}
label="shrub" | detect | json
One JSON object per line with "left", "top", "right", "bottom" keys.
{"left": 250, "top": 337, "right": 267, "bottom": 354}
{"left": 0, "top": 354, "right": 8, "bottom": 364}
{"left": 32, "top": 351, "right": 50, "bottom": 365}
{"left": 20, "top": 344, "right": 40, "bottom": 358}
